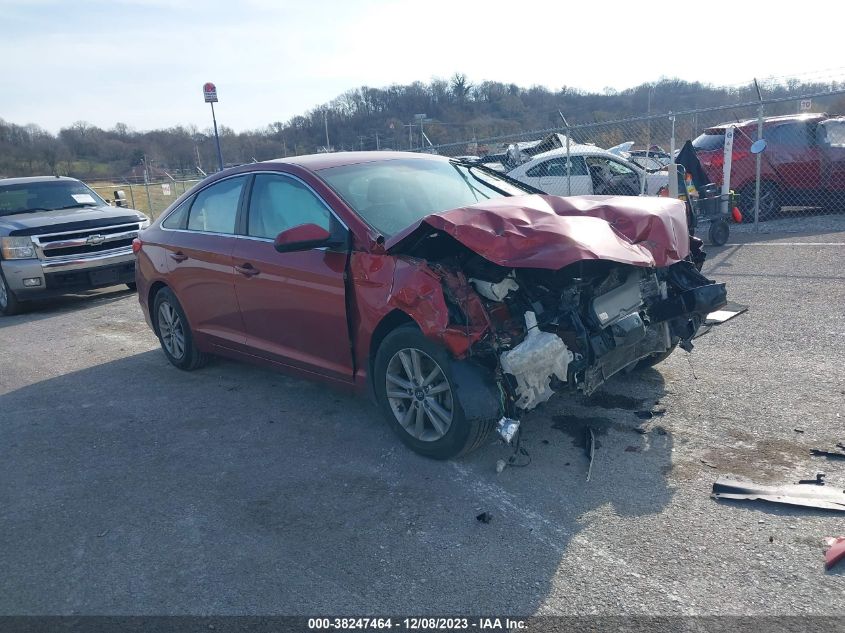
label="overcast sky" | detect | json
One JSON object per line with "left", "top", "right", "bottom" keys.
{"left": 2, "top": 0, "right": 844, "bottom": 133}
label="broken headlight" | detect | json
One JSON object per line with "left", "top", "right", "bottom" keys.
{"left": 0, "top": 236, "right": 36, "bottom": 260}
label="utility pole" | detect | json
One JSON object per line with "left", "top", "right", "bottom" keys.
{"left": 324, "top": 111, "right": 330, "bottom": 150}
{"left": 375, "top": 132, "right": 380, "bottom": 151}
{"left": 358, "top": 135, "right": 366, "bottom": 151}
{"left": 403, "top": 123, "right": 415, "bottom": 150}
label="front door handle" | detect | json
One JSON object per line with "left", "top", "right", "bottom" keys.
{"left": 169, "top": 251, "right": 188, "bottom": 263}
{"left": 235, "top": 263, "right": 260, "bottom": 277}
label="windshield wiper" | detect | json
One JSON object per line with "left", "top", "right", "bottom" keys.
{"left": 54, "top": 203, "right": 99, "bottom": 210}
{"left": 0, "top": 207, "right": 53, "bottom": 216}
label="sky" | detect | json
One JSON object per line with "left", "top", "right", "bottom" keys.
{"left": 2, "top": 0, "right": 844, "bottom": 133}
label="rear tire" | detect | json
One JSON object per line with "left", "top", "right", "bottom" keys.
{"left": 373, "top": 324, "right": 494, "bottom": 459}
{"left": 152, "top": 287, "right": 208, "bottom": 370}
{"left": 0, "top": 270, "right": 25, "bottom": 316}
{"left": 707, "top": 220, "right": 729, "bottom": 246}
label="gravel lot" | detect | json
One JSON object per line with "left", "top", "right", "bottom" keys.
{"left": 2, "top": 218, "right": 844, "bottom": 616}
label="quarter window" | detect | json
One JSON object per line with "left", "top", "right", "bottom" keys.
{"left": 247, "top": 174, "right": 330, "bottom": 239}
{"left": 162, "top": 196, "right": 192, "bottom": 229}
{"left": 186, "top": 177, "right": 245, "bottom": 234}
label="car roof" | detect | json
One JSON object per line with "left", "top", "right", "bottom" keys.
{"left": 0, "top": 176, "right": 79, "bottom": 186}
{"left": 519, "top": 143, "right": 624, "bottom": 164}
{"left": 261, "top": 151, "right": 450, "bottom": 171}
{"left": 708, "top": 113, "right": 828, "bottom": 130}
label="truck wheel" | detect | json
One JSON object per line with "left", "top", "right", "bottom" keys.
{"left": 740, "top": 182, "right": 781, "bottom": 223}
{"left": 635, "top": 342, "right": 679, "bottom": 370}
{"left": 152, "top": 287, "right": 208, "bottom": 370}
{"left": 0, "top": 271, "right": 25, "bottom": 316}
{"left": 374, "top": 324, "right": 494, "bottom": 459}
{"left": 126, "top": 282, "right": 137, "bottom": 291}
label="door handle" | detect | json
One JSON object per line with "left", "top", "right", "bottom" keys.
{"left": 235, "top": 263, "right": 260, "bottom": 277}
{"left": 169, "top": 251, "right": 188, "bottom": 263}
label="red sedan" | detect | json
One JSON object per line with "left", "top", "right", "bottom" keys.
{"left": 135, "top": 152, "right": 727, "bottom": 459}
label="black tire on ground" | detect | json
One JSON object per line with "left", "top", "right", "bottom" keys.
{"left": 373, "top": 324, "right": 495, "bottom": 459}
{"left": 707, "top": 219, "right": 730, "bottom": 246}
{"left": 126, "top": 282, "right": 137, "bottom": 291}
{"left": 152, "top": 286, "right": 209, "bottom": 370}
{"left": 739, "top": 181, "right": 781, "bottom": 223}
{"left": 0, "top": 269, "right": 25, "bottom": 316}
{"left": 635, "top": 342, "right": 679, "bottom": 370}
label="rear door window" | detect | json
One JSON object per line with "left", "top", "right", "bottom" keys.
{"left": 526, "top": 157, "right": 588, "bottom": 177}
{"left": 186, "top": 176, "right": 246, "bottom": 234}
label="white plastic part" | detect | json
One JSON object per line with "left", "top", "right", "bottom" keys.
{"left": 496, "top": 417, "right": 520, "bottom": 444}
{"left": 469, "top": 272, "right": 519, "bottom": 302}
{"left": 500, "top": 312, "right": 574, "bottom": 410}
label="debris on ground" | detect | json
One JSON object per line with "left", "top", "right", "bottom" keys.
{"left": 625, "top": 445, "right": 642, "bottom": 453}
{"left": 496, "top": 417, "right": 520, "bottom": 444}
{"left": 794, "top": 428, "right": 804, "bottom": 433}
{"left": 700, "top": 459, "right": 718, "bottom": 469}
{"left": 711, "top": 477, "right": 845, "bottom": 512}
{"left": 585, "top": 427, "right": 596, "bottom": 482}
{"left": 654, "top": 426, "right": 668, "bottom": 436}
{"left": 495, "top": 459, "right": 507, "bottom": 474}
{"left": 810, "top": 448, "right": 845, "bottom": 461}
{"left": 476, "top": 512, "right": 493, "bottom": 524}
{"left": 635, "top": 408, "right": 666, "bottom": 420}
{"left": 798, "top": 473, "right": 826, "bottom": 486}
{"left": 824, "top": 537, "right": 845, "bottom": 570}
{"left": 633, "top": 426, "right": 648, "bottom": 434}
{"left": 541, "top": 439, "right": 550, "bottom": 445}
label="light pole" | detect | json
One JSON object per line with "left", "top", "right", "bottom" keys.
{"left": 203, "top": 82, "right": 224, "bottom": 171}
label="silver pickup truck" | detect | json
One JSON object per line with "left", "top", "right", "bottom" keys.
{"left": 0, "top": 176, "right": 150, "bottom": 315}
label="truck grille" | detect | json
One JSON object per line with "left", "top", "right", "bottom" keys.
{"left": 32, "top": 223, "right": 141, "bottom": 259}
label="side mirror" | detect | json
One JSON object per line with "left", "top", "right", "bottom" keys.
{"left": 750, "top": 139, "right": 768, "bottom": 155}
{"left": 273, "top": 223, "right": 336, "bottom": 253}
{"left": 113, "top": 189, "right": 128, "bottom": 207}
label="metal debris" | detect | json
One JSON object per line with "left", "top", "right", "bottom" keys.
{"left": 711, "top": 477, "right": 845, "bottom": 512}
{"left": 810, "top": 448, "right": 845, "bottom": 461}
{"left": 824, "top": 537, "right": 845, "bottom": 570}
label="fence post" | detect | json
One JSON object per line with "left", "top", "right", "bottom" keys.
{"left": 144, "top": 180, "right": 154, "bottom": 219}
{"left": 126, "top": 183, "right": 136, "bottom": 209}
{"left": 565, "top": 121, "right": 572, "bottom": 196}
{"left": 754, "top": 104, "right": 764, "bottom": 231}
{"left": 721, "top": 126, "right": 735, "bottom": 218}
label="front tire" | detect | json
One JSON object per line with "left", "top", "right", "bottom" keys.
{"left": 740, "top": 181, "right": 781, "bottom": 223}
{"left": 0, "top": 270, "right": 25, "bottom": 316}
{"left": 374, "top": 324, "right": 494, "bottom": 459}
{"left": 152, "top": 287, "right": 208, "bottom": 370}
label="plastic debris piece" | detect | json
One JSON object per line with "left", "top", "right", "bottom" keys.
{"left": 824, "top": 537, "right": 845, "bottom": 570}
{"left": 496, "top": 417, "right": 520, "bottom": 444}
{"left": 495, "top": 459, "right": 507, "bottom": 474}
{"left": 476, "top": 512, "right": 493, "bottom": 524}
{"left": 797, "top": 473, "right": 826, "bottom": 486}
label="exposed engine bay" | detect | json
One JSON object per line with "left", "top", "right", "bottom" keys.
{"left": 406, "top": 241, "right": 725, "bottom": 416}
{"left": 378, "top": 194, "right": 729, "bottom": 422}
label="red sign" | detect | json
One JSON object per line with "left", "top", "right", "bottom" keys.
{"left": 203, "top": 82, "right": 218, "bottom": 103}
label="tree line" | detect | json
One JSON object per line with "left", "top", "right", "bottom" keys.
{"left": 1, "top": 74, "right": 843, "bottom": 181}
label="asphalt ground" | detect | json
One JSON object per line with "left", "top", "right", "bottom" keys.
{"left": 1, "top": 218, "right": 844, "bottom": 617}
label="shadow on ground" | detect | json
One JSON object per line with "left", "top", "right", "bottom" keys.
{"left": 0, "top": 346, "right": 672, "bottom": 614}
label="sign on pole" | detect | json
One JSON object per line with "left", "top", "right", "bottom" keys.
{"left": 161, "top": 183, "right": 171, "bottom": 196}
{"left": 799, "top": 99, "right": 812, "bottom": 112}
{"left": 203, "top": 82, "right": 218, "bottom": 103}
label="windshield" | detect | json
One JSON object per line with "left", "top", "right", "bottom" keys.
{"left": 692, "top": 130, "right": 727, "bottom": 152}
{"left": 319, "top": 158, "right": 531, "bottom": 237}
{"left": 0, "top": 180, "right": 106, "bottom": 216}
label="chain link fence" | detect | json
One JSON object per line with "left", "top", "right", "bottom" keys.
{"left": 424, "top": 89, "right": 845, "bottom": 238}
{"left": 87, "top": 178, "right": 202, "bottom": 219}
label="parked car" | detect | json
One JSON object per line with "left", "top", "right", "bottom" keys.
{"left": 692, "top": 113, "right": 845, "bottom": 220}
{"left": 135, "top": 152, "right": 727, "bottom": 459}
{"left": 0, "top": 176, "right": 150, "bottom": 315}
{"left": 506, "top": 144, "right": 667, "bottom": 197}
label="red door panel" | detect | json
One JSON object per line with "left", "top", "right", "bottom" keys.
{"left": 232, "top": 238, "right": 353, "bottom": 382}
{"left": 162, "top": 231, "right": 246, "bottom": 348}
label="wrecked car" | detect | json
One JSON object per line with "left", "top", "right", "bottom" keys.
{"left": 135, "top": 152, "right": 727, "bottom": 459}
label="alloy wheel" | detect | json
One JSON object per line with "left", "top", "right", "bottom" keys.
{"left": 157, "top": 301, "right": 186, "bottom": 360}
{"left": 385, "top": 347, "right": 454, "bottom": 442}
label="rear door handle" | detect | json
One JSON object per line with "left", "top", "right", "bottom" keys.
{"left": 235, "top": 263, "right": 260, "bottom": 277}
{"left": 169, "top": 251, "right": 188, "bottom": 263}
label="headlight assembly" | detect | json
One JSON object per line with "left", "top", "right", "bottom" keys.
{"left": 0, "top": 236, "right": 36, "bottom": 260}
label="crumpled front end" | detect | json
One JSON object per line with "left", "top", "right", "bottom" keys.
{"left": 367, "top": 194, "right": 728, "bottom": 421}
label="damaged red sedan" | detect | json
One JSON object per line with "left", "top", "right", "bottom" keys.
{"left": 135, "top": 152, "right": 727, "bottom": 459}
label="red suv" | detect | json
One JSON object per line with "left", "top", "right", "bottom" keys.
{"left": 693, "top": 114, "right": 845, "bottom": 220}
{"left": 134, "top": 152, "right": 727, "bottom": 459}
